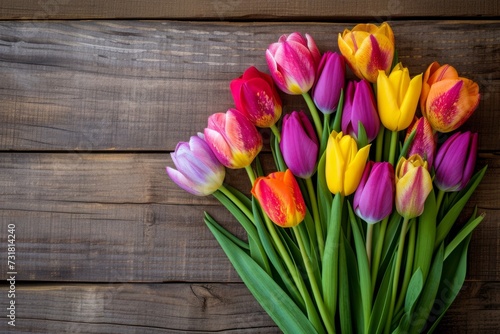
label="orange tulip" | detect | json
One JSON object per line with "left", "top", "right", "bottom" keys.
{"left": 251, "top": 169, "right": 306, "bottom": 227}
{"left": 420, "top": 62, "right": 480, "bottom": 133}
{"left": 338, "top": 22, "right": 395, "bottom": 83}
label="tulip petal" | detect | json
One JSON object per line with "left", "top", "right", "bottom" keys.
{"left": 396, "top": 165, "right": 432, "bottom": 219}
{"left": 344, "top": 144, "right": 371, "bottom": 195}
{"left": 398, "top": 73, "right": 422, "bottom": 130}
{"left": 355, "top": 34, "right": 394, "bottom": 82}
{"left": 377, "top": 71, "right": 400, "bottom": 131}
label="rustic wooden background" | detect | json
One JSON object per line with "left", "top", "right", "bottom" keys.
{"left": 0, "top": 1, "right": 499, "bottom": 333}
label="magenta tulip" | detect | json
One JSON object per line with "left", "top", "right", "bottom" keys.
{"left": 434, "top": 131, "right": 478, "bottom": 192}
{"left": 354, "top": 161, "right": 395, "bottom": 224}
{"left": 167, "top": 134, "right": 225, "bottom": 196}
{"left": 280, "top": 111, "right": 319, "bottom": 179}
{"left": 204, "top": 109, "right": 263, "bottom": 169}
{"left": 266, "top": 32, "right": 321, "bottom": 95}
{"left": 312, "top": 52, "right": 345, "bottom": 114}
{"left": 230, "top": 66, "right": 282, "bottom": 128}
{"left": 341, "top": 80, "right": 380, "bottom": 142}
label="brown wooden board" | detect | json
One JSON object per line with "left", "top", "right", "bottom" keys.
{"left": 0, "top": 153, "right": 498, "bottom": 282}
{"left": 1, "top": 20, "right": 499, "bottom": 151}
{"left": 0, "top": 0, "right": 498, "bottom": 20}
{"left": 4, "top": 281, "right": 500, "bottom": 333}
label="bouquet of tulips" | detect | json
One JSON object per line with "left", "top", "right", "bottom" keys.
{"left": 167, "top": 22, "right": 486, "bottom": 334}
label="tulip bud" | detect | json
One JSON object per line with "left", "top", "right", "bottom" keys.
{"left": 405, "top": 117, "right": 437, "bottom": 169}
{"left": 338, "top": 22, "right": 395, "bottom": 83}
{"left": 204, "top": 109, "right": 263, "bottom": 169}
{"left": 167, "top": 134, "right": 225, "bottom": 196}
{"left": 230, "top": 66, "right": 282, "bottom": 128}
{"left": 377, "top": 63, "right": 423, "bottom": 131}
{"left": 420, "top": 62, "right": 480, "bottom": 133}
{"left": 251, "top": 169, "right": 306, "bottom": 227}
{"left": 341, "top": 80, "right": 380, "bottom": 142}
{"left": 326, "top": 131, "right": 371, "bottom": 196}
{"left": 266, "top": 32, "right": 321, "bottom": 95}
{"left": 434, "top": 131, "right": 478, "bottom": 192}
{"left": 312, "top": 52, "right": 345, "bottom": 114}
{"left": 354, "top": 161, "right": 395, "bottom": 224}
{"left": 395, "top": 154, "right": 433, "bottom": 219}
{"left": 280, "top": 111, "right": 319, "bottom": 179}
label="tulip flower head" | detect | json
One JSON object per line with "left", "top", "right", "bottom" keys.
{"left": 204, "top": 109, "right": 263, "bottom": 169}
{"left": 280, "top": 111, "right": 319, "bottom": 179}
{"left": 230, "top": 66, "right": 282, "bottom": 128}
{"left": 312, "top": 51, "right": 346, "bottom": 114}
{"left": 434, "top": 131, "right": 478, "bottom": 192}
{"left": 354, "top": 161, "right": 395, "bottom": 224}
{"left": 338, "top": 22, "right": 395, "bottom": 83}
{"left": 420, "top": 62, "right": 480, "bottom": 133}
{"left": 326, "top": 131, "right": 371, "bottom": 196}
{"left": 252, "top": 169, "right": 306, "bottom": 227}
{"left": 377, "top": 63, "right": 423, "bottom": 131}
{"left": 341, "top": 80, "right": 380, "bottom": 142}
{"left": 266, "top": 32, "right": 321, "bottom": 95}
{"left": 395, "top": 154, "right": 433, "bottom": 219}
{"left": 405, "top": 117, "right": 437, "bottom": 169}
{"left": 167, "top": 134, "right": 226, "bottom": 196}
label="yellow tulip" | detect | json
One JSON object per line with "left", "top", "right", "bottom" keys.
{"left": 338, "top": 22, "right": 395, "bottom": 83}
{"left": 377, "top": 63, "right": 422, "bottom": 131}
{"left": 326, "top": 131, "right": 371, "bottom": 196}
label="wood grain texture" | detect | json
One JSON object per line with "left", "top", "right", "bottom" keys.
{"left": 0, "top": 0, "right": 498, "bottom": 20}
{"left": 1, "top": 20, "right": 499, "bottom": 151}
{"left": 0, "top": 152, "right": 498, "bottom": 282}
{"left": 3, "top": 281, "right": 499, "bottom": 333}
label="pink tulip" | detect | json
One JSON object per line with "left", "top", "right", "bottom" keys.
{"left": 266, "top": 32, "right": 321, "bottom": 95}
{"left": 405, "top": 117, "right": 437, "bottom": 169}
{"left": 204, "top": 109, "right": 263, "bottom": 169}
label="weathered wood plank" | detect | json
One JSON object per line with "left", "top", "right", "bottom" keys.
{"left": 0, "top": 152, "right": 498, "bottom": 282}
{"left": 0, "top": 0, "right": 498, "bottom": 20}
{"left": 5, "top": 281, "right": 500, "bottom": 333}
{"left": 1, "top": 20, "right": 499, "bottom": 151}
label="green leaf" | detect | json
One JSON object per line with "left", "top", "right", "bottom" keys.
{"left": 204, "top": 212, "right": 249, "bottom": 251}
{"left": 222, "top": 183, "right": 252, "bottom": 211}
{"left": 356, "top": 121, "right": 369, "bottom": 148}
{"left": 254, "top": 155, "right": 265, "bottom": 177}
{"left": 322, "top": 194, "right": 343, "bottom": 318}
{"left": 409, "top": 244, "right": 444, "bottom": 334}
{"left": 347, "top": 202, "right": 372, "bottom": 333}
{"left": 317, "top": 151, "right": 332, "bottom": 235}
{"left": 444, "top": 211, "right": 484, "bottom": 260}
{"left": 376, "top": 211, "right": 402, "bottom": 287}
{"left": 435, "top": 165, "right": 487, "bottom": 248}
{"left": 271, "top": 130, "right": 287, "bottom": 172}
{"left": 344, "top": 233, "right": 364, "bottom": 334}
{"left": 404, "top": 268, "right": 423, "bottom": 314}
{"left": 205, "top": 218, "right": 318, "bottom": 334}
{"left": 413, "top": 189, "right": 437, "bottom": 281}
{"left": 338, "top": 229, "right": 352, "bottom": 334}
{"left": 398, "top": 127, "right": 416, "bottom": 161}
{"left": 369, "top": 252, "right": 396, "bottom": 334}
{"left": 251, "top": 198, "right": 305, "bottom": 310}
{"left": 331, "top": 88, "right": 344, "bottom": 133}
{"left": 426, "top": 235, "right": 472, "bottom": 333}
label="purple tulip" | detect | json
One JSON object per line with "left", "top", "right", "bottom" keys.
{"left": 354, "top": 161, "right": 395, "bottom": 224}
{"left": 434, "top": 131, "right": 478, "bottom": 192}
{"left": 167, "top": 134, "right": 225, "bottom": 196}
{"left": 312, "top": 52, "right": 345, "bottom": 114}
{"left": 280, "top": 111, "right": 319, "bottom": 179}
{"left": 341, "top": 80, "right": 380, "bottom": 142}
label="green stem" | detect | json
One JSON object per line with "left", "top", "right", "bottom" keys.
{"left": 263, "top": 215, "right": 324, "bottom": 333}
{"left": 218, "top": 185, "right": 254, "bottom": 221}
{"left": 436, "top": 188, "right": 445, "bottom": 212}
{"left": 388, "top": 130, "right": 399, "bottom": 166}
{"left": 245, "top": 165, "right": 256, "bottom": 185}
{"left": 371, "top": 217, "right": 389, "bottom": 293}
{"left": 375, "top": 126, "right": 385, "bottom": 162}
{"left": 293, "top": 227, "right": 335, "bottom": 334}
{"left": 385, "top": 216, "right": 410, "bottom": 334}
{"left": 302, "top": 92, "right": 323, "bottom": 139}
{"left": 395, "top": 219, "right": 416, "bottom": 313}
{"left": 270, "top": 124, "right": 281, "bottom": 143}
{"left": 366, "top": 223, "right": 374, "bottom": 267}
{"left": 306, "top": 177, "right": 324, "bottom": 259}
